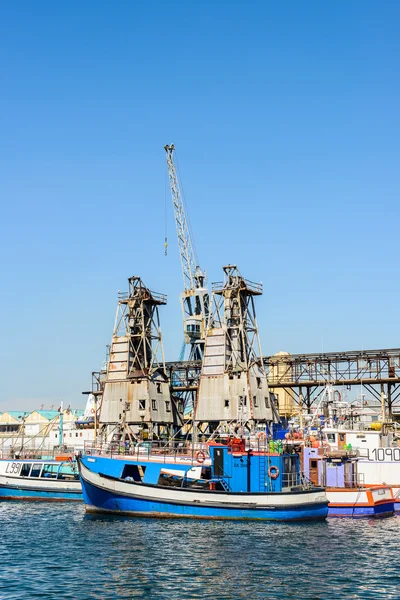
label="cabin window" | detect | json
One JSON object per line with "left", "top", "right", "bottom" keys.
{"left": 239, "top": 396, "right": 246, "bottom": 407}
{"left": 30, "top": 464, "right": 43, "bottom": 478}
{"left": 339, "top": 434, "right": 345, "bottom": 442}
{"left": 165, "top": 401, "right": 171, "bottom": 412}
{"left": 156, "top": 382, "right": 162, "bottom": 394}
{"left": 327, "top": 434, "right": 336, "bottom": 442}
{"left": 265, "top": 397, "right": 269, "bottom": 408}
{"left": 41, "top": 464, "right": 57, "bottom": 479}
{"left": 58, "top": 465, "right": 78, "bottom": 480}
{"left": 310, "top": 460, "right": 318, "bottom": 469}
{"left": 76, "top": 433, "right": 78, "bottom": 437}
{"left": 224, "top": 399, "right": 230, "bottom": 408}
{"left": 152, "top": 399, "right": 158, "bottom": 411}
{"left": 20, "top": 464, "right": 31, "bottom": 477}
{"left": 253, "top": 395, "right": 258, "bottom": 407}
{"left": 121, "top": 464, "right": 146, "bottom": 482}
{"left": 139, "top": 399, "right": 146, "bottom": 411}
{"left": 257, "top": 377, "right": 262, "bottom": 389}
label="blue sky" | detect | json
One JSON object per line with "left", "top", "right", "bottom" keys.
{"left": 1, "top": 1, "right": 399, "bottom": 410}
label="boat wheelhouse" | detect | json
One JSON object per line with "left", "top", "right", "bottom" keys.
{"left": 0, "top": 459, "right": 82, "bottom": 501}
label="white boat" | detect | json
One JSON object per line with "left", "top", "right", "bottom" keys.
{"left": 0, "top": 459, "right": 82, "bottom": 501}
{"left": 322, "top": 426, "right": 400, "bottom": 501}
{"left": 298, "top": 386, "right": 400, "bottom": 508}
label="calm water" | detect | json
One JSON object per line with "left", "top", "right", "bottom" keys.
{"left": 0, "top": 503, "right": 399, "bottom": 599}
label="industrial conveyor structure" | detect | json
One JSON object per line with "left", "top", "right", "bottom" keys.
{"left": 166, "top": 348, "right": 400, "bottom": 420}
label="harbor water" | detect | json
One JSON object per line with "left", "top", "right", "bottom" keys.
{"left": 0, "top": 504, "right": 399, "bottom": 599}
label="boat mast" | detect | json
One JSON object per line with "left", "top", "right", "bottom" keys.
{"left": 58, "top": 400, "right": 64, "bottom": 447}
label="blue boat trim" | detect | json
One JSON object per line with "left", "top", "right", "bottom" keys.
{"left": 0, "top": 482, "right": 81, "bottom": 495}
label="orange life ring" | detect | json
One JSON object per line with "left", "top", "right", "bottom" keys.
{"left": 257, "top": 431, "right": 267, "bottom": 440}
{"left": 268, "top": 465, "right": 279, "bottom": 480}
{"left": 196, "top": 450, "right": 206, "bottom": 464}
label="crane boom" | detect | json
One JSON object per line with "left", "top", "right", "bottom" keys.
{"left": 164, "top": 144, "right": 205, "bottom": 291}
{"left": 164, "top": 144, "right": 209, "bottom": 360}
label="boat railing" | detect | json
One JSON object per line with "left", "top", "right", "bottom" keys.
{"left": 297, "top": 471, "right": 319, "bottom": 490}
{"left": 0, "top": 446, "right": 76, "bottom": 461}
{"left": 83, "top": 438, "right": 301, "bottom": 462}
{"left": 212, "top": 278, "right": 263, "bottom": 294}
{"left": 83, "top": 440, "right": 211, "bottom": 465}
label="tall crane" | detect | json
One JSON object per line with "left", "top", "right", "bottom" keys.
{"left": 164, "top": 144, "right": 209, "bottom": 361}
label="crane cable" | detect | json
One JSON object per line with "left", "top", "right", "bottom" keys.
{"left": 164, "top": 159, "right": 168, "bottom": 256}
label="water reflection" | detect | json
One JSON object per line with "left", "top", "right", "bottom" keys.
{"left": 0, "top": 503, "right": 398, "bottom": 599}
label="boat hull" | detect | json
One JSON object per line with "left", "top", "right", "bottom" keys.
{"left": 0, "top": 486, "right": 82, "bottom": 501}
{"left": 0, "top": 474, "right": 82, "bottom": 501}
{"left": 326, "top": 487, "right": 394, "bottom": 518}
{"left": 328, "top": 504, "right": 394, "bottom": 518}
{"left": 79, "top": 461, "right": 328, "bottom": 521}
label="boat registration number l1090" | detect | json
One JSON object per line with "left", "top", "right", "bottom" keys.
{"left": 5, "top": 462, "right": 22, "bottom": 474}
{"left": 365, "top": 448, "right": 400, "bottom": 462}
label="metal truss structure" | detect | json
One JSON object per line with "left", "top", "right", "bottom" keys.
{"left": 164, "top": 144, "right": 209, "bottom": 361}
{"left": 210, "top": 266, "right": 264, "bottom": 374}
{"left": 165, "top": 348, "right": 400, "bottom": 418}
{"left": 194, "top": 265, "right": 275, "bottom": 429}
{"left": 265, "top": 348, "right": 400, "bottom": 417}
{"left": 114, "top": 276, "right": 167, "bottom": 378}
{"left": 98, "top": 276, "right": 182, "bottom": 438}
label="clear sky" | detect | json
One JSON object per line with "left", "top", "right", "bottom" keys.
{"left": 1, "top": 1, "right": 399, "bottom": 410}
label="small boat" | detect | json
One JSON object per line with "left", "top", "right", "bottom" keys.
{"left": 303, "top": 447, "right": 394, "bottom": 518}
{"left": 78, "top": 439, "right": 328, "bottom": 521}
{"left": 321, "top": 426, "right": 400, "bottom": 511}
{"left": 0, "top": 459, "right": 82, "bottom": 501}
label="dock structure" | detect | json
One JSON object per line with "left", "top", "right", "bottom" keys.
{"left": 166, "top": 348, "right": 400, "bottom": 419}
{"left": 193, "top": 265, "right": 279, "bottom": 435}
{"left": 99, "top": 276, "right": 183, "bottom": 441}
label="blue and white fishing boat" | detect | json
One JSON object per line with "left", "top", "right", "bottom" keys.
{"left": 79, "top": 439, "right": 328, "bottom": 520}
{"left": 0, "top": 459, "right": 82, "bottom": 501}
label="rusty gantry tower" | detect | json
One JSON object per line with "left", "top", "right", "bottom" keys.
{"left": 99, "top": 276, "right": 183, "bottom": 440}
{"left": 194, "top": 265, "right": 279, "bottom": 435}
